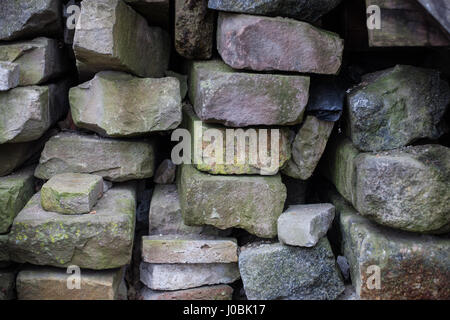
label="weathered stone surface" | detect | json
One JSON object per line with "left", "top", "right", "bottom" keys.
{"left": 282, "top": 116, "right": 334, "bottom": 180}
{"left": 183, "top": 105, "right": 291, "bottom": 175}
{"left": 0, "top": 235, "right": 9, "bottom": 262}
{"left": 35, "top": 132, "right": 155, "bottom": 182}
{"left": 347, "top": 65, "right": 450, "bottom": 152}
{"left": 175, "top": 0, "right": 214, "bottom": 59}
{"left": 0, "top": 62, "right": 19, "bottom": 91}
{"left": 0, "top": 37, "right": 68, "bottom": 86}
{"left": 0, "top": 81, "right": 70, "bottom": 144}
{"left": 178, "top": 164, "right": 287, "bottom": 238}
{"left": 8, "top": 183, "right": 136, "bottom": 270}
{"left": 70, "top": 72, "right": 182, "bottom": 137}
{"left": 166, "top": 71, "right": 188, "bottom": 100}
{"left": 239, "top": 240, "right": 344, "bottom": 300}
{"left": 73, "top": 0, "right": 170, "bottom": 78}
{"left": 322, "top": 137, "right": 450, "bottom": 234}
{"left": 140, "top": 262, "right": 240, "bottom": 291}
{"left": 417, "top": 0, "right": 450, "bottom": 34}
{"left": 154, "top": 160, "right": 176, "bottom": 184}
{"left": 329, "top": 189, "right": 450, "bottom": 300}
{"left": 217, "top": 13, "right": 344, "bottom": 74}
{"left": 0, "top": 0, "right": 62, "bottom": 41}
{"left": 17, "top": 266, "right": 125, "bottom": 300}
{"left": 189, "top": 60, "right": 310, "bottom": 127}
{"left": 124, "top": 0, "right": 170, "bottom": 27}
{"left": 140, "top": 285, "right": 233, "bottom": 300}
{"left": 0, "top": 167, "right": 35, "bottom": 234}
{"left": 41, "top": 173, "right": 104, "bottom": 214}
{"left": 0, "top": 270, "right": 15, "bottom": 300}
{"left": 278, "top": 204, "right": 335, "bottom": 247}
{"left": 142, "top": 235, "right": 238, "bottom": 263}
{"left": 208, "top": 0, "right": 342, "bottom": 22}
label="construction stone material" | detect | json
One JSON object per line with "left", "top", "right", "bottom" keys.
{"left": 178, "top": 164, "right": 287, "bottom": 238}
{"left": 417, "top": 0, "right": 450, "bottom": 34}
{"left": 217, "top": 13, "right": 344, "bottom": 74}
{"left": 0, "top": 270, "right": 15, "bottom": 300}
{"left": 322, "top": 137, "right": 450, "bottom": 234}
{"left": 0, "top": 81, "right": 70, "bottom": 144}
{"left": 0, "top": 37, "right": 68, "bottom": 86}
{"left": 175, "top": 0, "right": 215, "bottom": 59}
{"left": 208, "top": 0, "right": 342, "bottom": 22}
{"left": 0, "top": 62, "right": 19, "bottom": 91}
{"left": 141, "top": 235, "right": 238, "bottom": 263}
{"left": 8, "top": 183, "right": 136, "bottom": 270}
{"left": 239, "top": 240, "right": 345, "bottom": 300}
{"left": 70, "top": 71, "right": 182, "bottom": 137}
{"left": 346, "top": 65, "right": 450, "bottom": 152}
{"left": 0, "top": 0, "right": 62, "bottom": 41}
{"left": 34, "top": 132, "right": 155, "bottom": 182}
{"left": 73, "top": 0, "right": 170, "bottom": 78}
{"left": 282, "top": 116, "right": 335, "bottom": 180}
{"left": 189, "top": 60, "right": 310, "bottom": 127}
{"left": 140, "top": 284, "right": 233, "bottom": 300}
{"left": 40, "top": 173, "right": 104, "bottom": 214}
{"left": 329, "top": 189, "right": 450, "bottom": 300}
{"left": 0, "top": 166, "right": 35, "bottom": 234}
{"left": 278, "top": 204, "right": 335, "bottom": 247}
{"left": 140, "top": 262, "right": 240, "bottom": 291}
{"left": 0, "top": 235, "right": 10, "bottom": 263}
{"left": 16, "top": 266, "right": 125, "bottom": 300}
{"left": 153, "top": 160, "right": 176, "bottom": 184}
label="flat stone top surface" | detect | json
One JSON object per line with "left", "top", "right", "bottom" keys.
{"left": 284, "top": 203, "right": 335, "bottom": 216}
{"left": 42, "top": 173, "right": 103, "bottom": 194}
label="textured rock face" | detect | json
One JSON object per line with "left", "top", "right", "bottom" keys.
{"left": 0, "top": 235, "right": 9, "bottom": 263}
{"left": 141, "top": 285, "right": 233, "bottom": 300}
{"left": 17, "top": 266, "right": 125, "bottom": 300}
{"left": 73, "top": 0, "right": 170, "bottom": 78}
{"left": 189, "top": 60, "right": 310, "bottom": 127}
{"left": 153, "top": 160, "right": 176, "bottom": 184}
{"left": 0, "top": 167, "right": 35, "bottom": 234}
{"left": 0, "top": 62, "right": 19, "bottom": 91}
{"left": 0, "top": 0, "right": 62, "bottom": 41}
{"left": 140, "top": 262, "right": 240, "bottom": 291}
{"left": 0, "top": 38, "right": 67, "bottom": 86}
{"left": 217, "top": 13, "right": 344, "bottom": 74}
{"left": 0, "top": 270, "right": 15, "bottom": 300}
{"left": 322, "top": 138, "right": 450, "bottom": 234}
{"left": 34, "top": 132, "right": 155, "bottom": 182}
{"left": 282, "top": 116, "right": 334, "bottom": 180}
{"left": 208, "top": 0, "right": 342, "bottom": 22}
{"left": 70, "top": 72, "right": 182, "bottom": 137}
{"left": 141, "top": 235, "right": 238, "bottom": 263}
{"left": 329, "top": 190, "right": 450, "bottom": 300}
{"left": 239, "top": 240, "right": 344, "bottom": 300}
{"left": 175, "top": 0, "right": 215, "bottom": 59}
{"left": 0, "top": 81, "right": 70, "bottom": 144}
{"left": 8, "top": 184, "right": 136, "bottom": 270}
{"left": 124, "top": 0, "right": 170, "bottom": 27}
{"left": 183, "top": 105, "right": 291, "bottom": 175}
{"left": 178, "top": 165, "right": 287, "bottom": 238}
{"left": 347, "top": 65, "right": 450, "bottom": 152}
{"left": 40, "top": 173, "right": 104, "bottom": 214}
{"left": 417, "top": 0, "right": 450, "bottom": 34}
{"left": 278, "top": 204, "right": 335, "bottom": 247}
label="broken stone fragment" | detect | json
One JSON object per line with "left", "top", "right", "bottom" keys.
{"left": 16, "top": 266, "right": 125, "bottom": 300}
{"left": 141, "top": 235, "right": 238, "bottom": 264}
{"left": 217, "top": 13, "right": 344, "bottom": 74}
{"left": 0, "top": 38, "right": 68, "bottom": 86}
{"left": 0, "top": 62, "right": 19, "bottom": 91}
{"left": 175, "top": 0, "right": 215, "bottom": 59}
{"left": 70, "top": 71, "right": 182, "bottom": 137}
{"left": 40, "top": 173, "right": 104, "bottom": 215}
{"left": 153, "top": 160, "right": 176, "bottom": 184}
{"left": 277, "top": 204, "right": 335, "bottom": 247}
{"left": 140, "top": 262, "right": 240, "bottom": 291}
{"left": 346, "top": 65, "right": 450, "bottom": 152}
{"left": 73, "top": 0, "right": 170, "bottom": 78}
{"left": 34, "top": 132, "right": 155, "bottom": 182}
{"left": 282, "top": 116, "right": 334, "bottom": 180}
{"left": 239, "top": 239, "right": 344, "bottom": 300}
{"left": 189, "top": 60, "right": 310, "bottom": 127}
{"left": 140, "top": 285, "right": 233, "bottom": 300}
{"left": 177, "top": 164, "right": 287, "bottom": 238}
{"left": 0, "top": 0, "right": 62, "bottom": 41}
{"left": 0, "top": 166, "right": 35, "bottom": 234}
{"left": 8, "top": 183, "right": 136, "bottom": 270}
{"left": 208, "top": 0, "right": 342, "bottom": 23}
